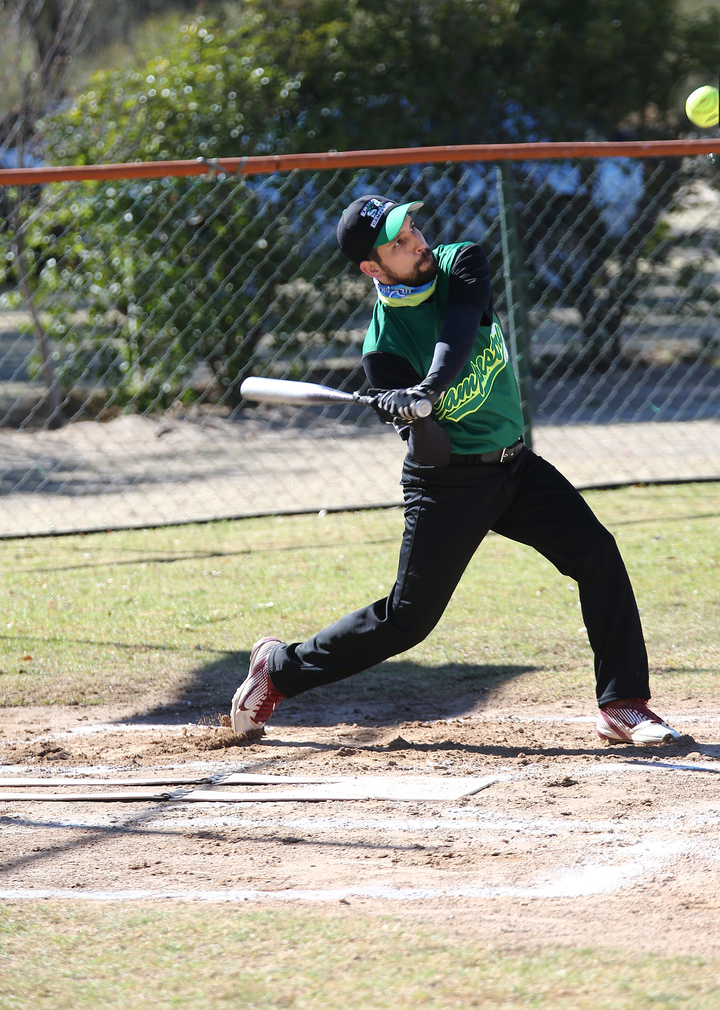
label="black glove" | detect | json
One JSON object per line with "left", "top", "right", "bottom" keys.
{"left": 367, "top": 389, "right": 397, "bottom": 424}
{"left": 370, "top": 385, "right": 437, "bottom": 422}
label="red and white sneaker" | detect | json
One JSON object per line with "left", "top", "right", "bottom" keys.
{"left": 596, "top": 698, "right": 682, "bottom": 745}
{"left": 230, "top": 637, "right": 284, "bottom": 737}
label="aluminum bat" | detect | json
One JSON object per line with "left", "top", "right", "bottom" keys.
{"left": 240, "top": 376, "right": 432, "bottom": 417}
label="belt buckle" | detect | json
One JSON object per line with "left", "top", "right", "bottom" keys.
{"left": 500, "top": 439, "right": 522, "bottom": 463}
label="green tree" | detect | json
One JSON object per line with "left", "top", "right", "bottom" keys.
{"left": 8, "top": 0, "right": 720, "bottom": 420}
{"left": 37, "top": 0, "right": 720, "bottom": 166}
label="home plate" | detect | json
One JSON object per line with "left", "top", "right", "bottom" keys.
{"left": 0, "top": 774, "right": 498, "bottom": 804}
{"left": 182, "top": 775, "right": 499, "bottom": 803}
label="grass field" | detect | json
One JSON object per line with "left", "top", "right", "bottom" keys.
{"left": 1, "top": 481, "right": 719, "bottom": 1009}
{"left": 1, "top": 482, "right": 718, "bottom": 710}
{"left": 2, "top": 904, "right": 720, "bottom": 1010}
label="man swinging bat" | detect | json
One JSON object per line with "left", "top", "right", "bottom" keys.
{"left": 230, "top": 194, "right": 682, "bottom": 746}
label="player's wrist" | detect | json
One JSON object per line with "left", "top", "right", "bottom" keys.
{"left": 413, "top": 382, "right": 442, "bottom": 405}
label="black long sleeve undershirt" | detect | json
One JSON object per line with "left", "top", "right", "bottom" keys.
{"left": 423, "top": 243, "right": 493, "bottom": 394}
{"left": 423, "top": 301, "right": 483, "bottom": 393}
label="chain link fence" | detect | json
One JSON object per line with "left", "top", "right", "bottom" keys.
{"left": 1, "top": 149, "right": 719, "bottom": 537}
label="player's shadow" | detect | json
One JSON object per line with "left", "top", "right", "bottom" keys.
{"left": 123, "top": 651, "right": 541, "bottom": 727}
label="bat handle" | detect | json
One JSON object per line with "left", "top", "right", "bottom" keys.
{"left": 352, "top": 391, "right": 433, "bottom": 418}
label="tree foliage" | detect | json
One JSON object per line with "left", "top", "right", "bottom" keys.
{"left": 37, "top": 0, "right": 720, "bottom": 166}
{"left": 6, "top": 0, "right": 720, "bottom": 418}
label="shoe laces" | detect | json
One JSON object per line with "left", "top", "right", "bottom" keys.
{"left": 605, "top": 698, "right": 660, "bottom": 726}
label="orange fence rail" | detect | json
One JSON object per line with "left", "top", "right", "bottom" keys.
{"left": 2, "top": 138, "right": 720, "bottom": 186}
{"left": 1, "top": 139, "right": 719, "bottom": 536}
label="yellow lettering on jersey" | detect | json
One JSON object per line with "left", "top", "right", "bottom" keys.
{"left": 435, "top": 320, "right": 509, "bottom": 423}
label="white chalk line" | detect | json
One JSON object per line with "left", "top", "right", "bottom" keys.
{"left": 3, "top": 804, "right": 715, "bottom": 838}
{"left": 0, "top": 839, "right": 687, "bottom": 904}
{"left": 1, "top": 756, "right": 716, "bottom": 788}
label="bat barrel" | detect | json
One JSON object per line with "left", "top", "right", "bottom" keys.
{"left": 240, "top": 377, "right": 355, "bottom": 406}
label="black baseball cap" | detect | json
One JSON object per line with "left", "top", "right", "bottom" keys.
{"left": 336, "top": 195, "right": 424, "bottom": 264}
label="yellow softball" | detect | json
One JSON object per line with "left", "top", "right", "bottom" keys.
{"left": 685, "top": 85, "right": 719, "bottom": 128}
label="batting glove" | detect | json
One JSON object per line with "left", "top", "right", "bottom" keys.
{"left": 372, "top": 386, "right": 436, "bottom": 422}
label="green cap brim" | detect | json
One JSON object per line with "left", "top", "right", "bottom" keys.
{"left": 373, "top": 201, "right": 424, "bottom": 248}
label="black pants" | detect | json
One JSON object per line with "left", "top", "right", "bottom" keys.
{"left": 268, "top": 447, "right": 650, "bottom": 708}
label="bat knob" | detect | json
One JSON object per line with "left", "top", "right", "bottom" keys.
{"left": 413, "top": 398, "right": 433, "bottom": 418}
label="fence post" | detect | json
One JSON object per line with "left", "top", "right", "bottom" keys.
{"left": 13, "top": 193, "right": 64, "bottom": 429}
{"left": 496, "top": 162, "right": 533, "bottom": 450}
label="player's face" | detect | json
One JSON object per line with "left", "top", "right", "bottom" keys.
{"left": 366, "top": 216, "right": 438, "bottom": 286}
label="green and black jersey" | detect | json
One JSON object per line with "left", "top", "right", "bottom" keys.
{"left": 362, "top": 242, "right": 524, "bottom": 455}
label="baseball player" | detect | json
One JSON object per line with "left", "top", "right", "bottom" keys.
{"left": 231, "top": 195, "right": 682, "bottom": 746}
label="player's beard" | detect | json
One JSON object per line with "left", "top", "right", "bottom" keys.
{"left": 379, "top": 247, "right": 438, "bottom": 287}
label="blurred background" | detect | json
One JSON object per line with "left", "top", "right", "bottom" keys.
{"left": 1, "top": 1, "right": 719, "bottom": 536}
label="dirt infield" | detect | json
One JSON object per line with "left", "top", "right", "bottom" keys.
{"left": 2, "top": 693, "right": 719, "bottom": 957}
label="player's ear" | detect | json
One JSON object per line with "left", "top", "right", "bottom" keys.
{"left": 359, "top": 259, "right": 382, "bottom": 279}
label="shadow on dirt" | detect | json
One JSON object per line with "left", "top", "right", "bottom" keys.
{"left": 121, "top": 653, "right": 542, "bottom": 728}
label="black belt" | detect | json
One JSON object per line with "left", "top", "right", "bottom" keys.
{"left": 449, "top": 438, "right": 524, "bottom": 466}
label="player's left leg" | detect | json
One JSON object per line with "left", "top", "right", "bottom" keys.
{"left": 491, "top": 450, "right": 682, "bottom": 744}
{"left": 230, "top": 456, "right": 515, "bottom": 735}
